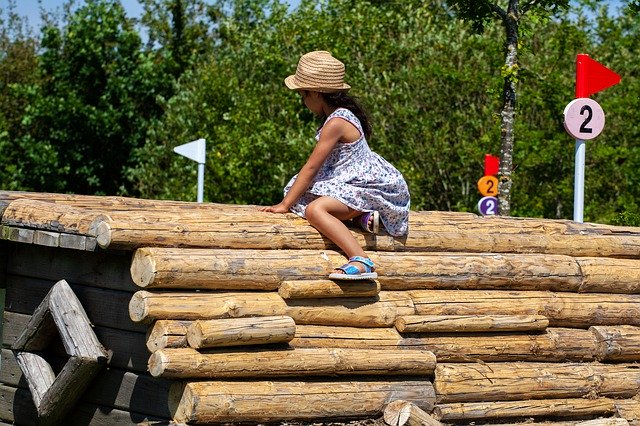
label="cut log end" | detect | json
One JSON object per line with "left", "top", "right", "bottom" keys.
{"left": 88, "top": 215, "right": 112, "bottom": 248}
{"left": 128, "top": 291, "right": 151, "bottom": 323}
{"left": 131, "top": 248, "right": 156, "bottom": 287}
{"left": 148, "top": 350, "right": 169, "bottom": 377}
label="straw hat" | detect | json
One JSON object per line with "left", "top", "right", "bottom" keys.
{"left": 285, "top": 51, "right": 351, "bottom": 93}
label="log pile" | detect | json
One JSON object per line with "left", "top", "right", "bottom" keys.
{"left": 2, "top": 190, "right": 640, "bottom": 425}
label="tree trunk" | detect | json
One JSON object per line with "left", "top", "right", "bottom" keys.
{"left": 497, "top": 4, "right": 520, "bottom": 216}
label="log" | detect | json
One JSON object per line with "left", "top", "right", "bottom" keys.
{"left": 89, "top": 207, "right": 640, "bottom": 257}
{"left": 169, "top": 379, "right": 435, "bottom": 423}
{"left": 146, "top": 320, "right": 190, "bottom": 352}
{"left": 400, "top": 327, "right": 598, "bottom": 362}
{"left": 409, "top": 290, "right": 640, "bottom": 327}
{"left": 279, "top": 279, "right": 380, "bottom": 299}
{"left": 129, "top": 247, "right": 640, "bottom": 293}
{"left": 577, "top": 257, "right": 640, "bottom": 293}
{"left": 395, "top": 314, "right": 549, "bottom": 333}
{"left": 148, "top": 347, "right": 436, "bottom": 379}
{"left": 434, "top": 362, "right": 640, "bottom": 403}
{"left": 615, "top": 400, "right": 640, "bottom": 424}
{"left": 433, "top": 398, "right": 618, "bottom": 421}
{"left": 1, "top": 199, "right": 98, "bottom": 234}
{"left": 384, "top": 400, "right": 443, "bottom": 426}
{"left": 285, "top": 291, "right": 415, "bottom": 327}
{"left": 290, "top": 325, "right": 403, "bottom": 348}
{"left": 186, "top": 315, "right": 296, "bottom": 349}
{"left": 591, "top": 325, "right": 640, "bottom": 362}
{"left": 128, "top": 290, "right": 288, "bottom": 323}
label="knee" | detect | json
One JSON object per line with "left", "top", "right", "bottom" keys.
{"left": 305, "top": 201, "right": 326, "bottom": 226}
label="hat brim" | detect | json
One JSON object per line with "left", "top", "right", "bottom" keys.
{"left": 284, "top": 75, "right": 350, "bottom": 93}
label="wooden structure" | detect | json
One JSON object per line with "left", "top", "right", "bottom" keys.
{"left": 1, "top": 190, "right": 640, "bottom": 425}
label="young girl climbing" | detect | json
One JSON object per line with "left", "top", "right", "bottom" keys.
{"left": 260, "top": 50, "right": 410, "bottom": 280}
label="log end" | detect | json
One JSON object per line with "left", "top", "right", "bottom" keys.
{"left": 129, "top": 291, "right": 151, "bottom": 323}
{"left": 168, "top": 381, "right": 192, "bottom": 423}
{"left": 131, "top": 248, "right": 157, "bottom": 288}
{"left": 186, "top": 321, "right": 204, "bottom": 349}
{"left": 383, "top": 400, "right": 412, "bottom": 426}
{"left": 148, "top": 349, "right": 169, "bottom": 377}
{"left": 88, "top": 215, "right": 112, "bottom": 248}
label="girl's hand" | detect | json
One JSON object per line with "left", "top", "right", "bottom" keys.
{"left": 259, "top": 203, "right": 290, "bottom": 214}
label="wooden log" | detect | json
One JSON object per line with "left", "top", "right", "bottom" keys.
{"left": 433, "top": 398, "right": 618, "bottom": 421}
{"left": 395, "top": 314, "right": 549, "bottom": 333}
{"left": 129, "top": 290, "right": 288, "bottom": 323}
{"left": 146, "top": 320, "right": 190, "bottom": 352}
{"left": 615, "top": 400, "right": 640, "bottom": 425}
{"left": 384, "top": 400, "right": 443, "bottom": 426}
{"left": 1, "top": 199, "right": 99, "bottom": 234}
{"left": 279, "top": 279, "right": 380, "bottom": 299}
{"left": 434, "top": 362, "right": 640, "bottom": 403}
{"left": 148, "top": 347, "right": 436, "bottom": 379}
{"left": 89, "top": 207, "right": 640, "bottom": 257}
{"left": 169, "top": 379, "right": 435, "bottom": 423}
{"left": 129, "top": 247, "right": 640, "bottom": 294}
{"left": 290, "top": 325, "right": 403, "bottom": 348}
{"left": 479, "top": 420, "right": 629, "bottom": 426}
{"left": 577, "top": 257, "right": 640, "bottom": 293}
{"left": 0, "top": 384, "right": 39, "bottom": 425}
{"left": 285, "top": 291, "right": 415, "bottom": 327}
{"left": 410, "top": 290, "right": 640, "bottom": 327}
{"left": 187, "top": 315, "right": 296, "bottom": 349}
{"left": 591, "top": 325, "right": 640, "bottom": 362}
{"left": 399, "top": 327, "right": 598, "bottom": 362}
{"left": 14, "top": 352, "right": 55, "bottom": 406}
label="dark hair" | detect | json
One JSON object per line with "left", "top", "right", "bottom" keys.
{"left": 321, "top": 92, "right": 372, "bottom": 139}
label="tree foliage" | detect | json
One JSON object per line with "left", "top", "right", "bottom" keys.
{"left": 0, "top": 0, "right": 639, "bottom": 225}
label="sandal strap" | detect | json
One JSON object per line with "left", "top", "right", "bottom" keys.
{"left": 335, "top": 263, "right": 363, "bottom": 275}
{"left": 359, "top": 212, "right": 373, "bottom": 232}
{"left": 348, "top": 256, "right": 375, "bottom": 273}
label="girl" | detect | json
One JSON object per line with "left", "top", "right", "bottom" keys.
{"left": 260, "top": 50, "right": 410, "bottom": 280}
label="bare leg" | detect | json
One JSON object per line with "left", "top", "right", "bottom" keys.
{"left": 304, "top": 196, "right": 371, "bottom": 273}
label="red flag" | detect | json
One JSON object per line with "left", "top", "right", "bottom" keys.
{"left": 576, "top": 54, "right": 621, "bottom": 98}
{"left": 484, "top": 154, "right": 500, "bottom": 176}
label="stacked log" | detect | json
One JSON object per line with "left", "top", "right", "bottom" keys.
{"left": 3, "top": 191, "right": 640, "bottom": 425}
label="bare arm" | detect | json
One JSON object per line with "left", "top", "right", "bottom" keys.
{"left": 260, "top": 118, "right": 347, "bottom": 213}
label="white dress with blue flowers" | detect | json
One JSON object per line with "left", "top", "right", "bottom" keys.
{"left": 284, "top": 108, "right": 410, "bottom": 236}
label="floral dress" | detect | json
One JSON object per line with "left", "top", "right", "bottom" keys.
{"left": 284, "top": 108, "right": 410, "bottom": 236}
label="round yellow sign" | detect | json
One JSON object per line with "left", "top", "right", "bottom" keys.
{"left": 477, "top": 175, "right": 499, "bottom": 197}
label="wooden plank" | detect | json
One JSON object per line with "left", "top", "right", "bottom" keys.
{"left": 4, "top": 275, "right": 145, "bottom": 333}
{"left": 7, "top": 244, "right": 137, "bottom": 292}
{"left": 170, "top": 379, "right": 435, "bottom": 423}
{"left": 409, "top": 290, "right": 640, "bottom": 328}
{"left": 0, "top": 384, "right": 170, "bottom": 425}
{"left": 0, "top": 241, "right": 8, "bottom": 289}
{"left": 1, "top": 226, "right": 34, "bottom": 244}
{"left": 394, "top": 314, "right": 549, "bottom": 333}
{"left": 3, "top": 312, "right": 149, "bottom": 373}
{"left": 434, "top": 362, "right": 640, "bottom": 403}
{"left": 32, "top": 230, "right": 59, "bottom": 247}
{"left": 149, "top": 347, "right": 436, "bottom": 379}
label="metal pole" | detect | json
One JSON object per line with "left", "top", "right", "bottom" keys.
{"left": 573, "top": 139, "right": 585, "bottom": 222}
{"left": 197, "top": 162, "right": 205, "bottom": 203}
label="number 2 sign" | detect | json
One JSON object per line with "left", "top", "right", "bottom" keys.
{"left": 563, "top": 98, "right": 605, "bottom": 140}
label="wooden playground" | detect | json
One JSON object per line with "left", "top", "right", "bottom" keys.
{"left": 1, "top": 190, "right": 639, "bottom": 425}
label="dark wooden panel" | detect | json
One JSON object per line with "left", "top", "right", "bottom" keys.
{"left": 4, "top": 276, "right": 144, "bottom": 333}
{"left": 6, "top": 244, "right": 136, "bottom": 292}
{"left": 3, "top": 312, "right": 149, "bottom": 373}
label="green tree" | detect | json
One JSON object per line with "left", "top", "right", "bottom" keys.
{"left": 445, "top": 0, "right": 570, "bottom": 216}
{"left": 12, "top": 0, "right": 172, "bottom": 194}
